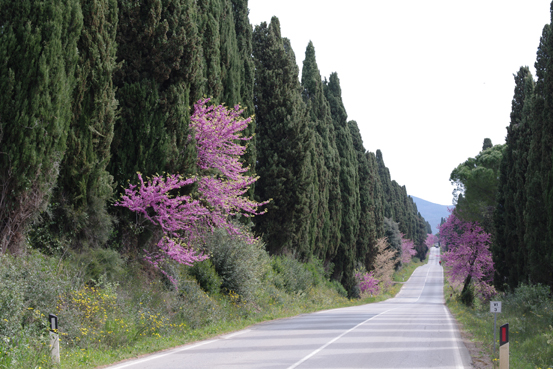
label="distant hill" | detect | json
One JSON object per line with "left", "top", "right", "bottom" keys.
{"left": 410, "top": 196, "right": 452, "bottom": 234}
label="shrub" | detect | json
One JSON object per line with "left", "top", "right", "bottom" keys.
{"left": 189, "top": 259, "right": 222, "bottom": 295}
{"left": 270, "top": 256, "right": 313, "bottom": 294}
{"left": 0, "top": 252, "right": 76, "bottom": 368}
{"left": 504, "top": 283, "right": 551, "bottom": 314}
{"left": 69, "top": 248, "right": 125, "bottom": 284}
{"left": 203, "top": 227, "right": 269, "bottom": 301}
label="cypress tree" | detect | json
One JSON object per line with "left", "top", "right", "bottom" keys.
{"left": 301, "top": 42, "right": 342, "bottom": 261}
{"left": 482, "top": 138, "right": 493, "bottom": 151}
{"left": 230, "top": 0, "right": 256, "bottom": 196}
{"left": 52, "top": 0, "right": 119, "bottom": 249}
{"left": 525, "top": 23, "right": 553, "bottom": 287}
{"left": 324, "top": 72, "right": 359, "bottom": 294}
{"left": 252, "top": 17, "right": 315, "bottom": 256}
{"left": 494, "top": 66, "right": 534, "bottom": 289}
{"left": 375, "top": 150, "right": 395, "bottom": 219}
{"left": 349, "top": 120, "right": 378, "bottom": 270}
{"left": 0, "top": 0, "right": 83, "bottom": 252}
{"left": 109, "top": 0, "right": 202, "bottom": 186}
{"left": 366, "top": 151, "right": 385, "bottom": 240}
{"left": 196, "top": 0, "right": 240, "bottom": 105}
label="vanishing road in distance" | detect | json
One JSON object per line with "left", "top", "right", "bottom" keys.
{"left": 106, "top": 247, "right": 472, "bottom": 368}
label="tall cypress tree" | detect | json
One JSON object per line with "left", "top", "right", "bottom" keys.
{"left": 349, "top": 120, "right": 378, "bottom": 270}
{"left": 231, "top": 0, "right": 256, "bottom": 196}
{"left": 301, "top": 42, "right": 342, "bottom": 260}
{"left": 52, "top": 0, "right": 119, "bottom": 249}
{"left": 366, "top": 151, "right": 385, "bottom": 240}
{"left": 0, "top": 0, "right": 83, "bottom": 252}
{"left": 110, "top": 0, "right": 202, "bottom": 186}
{"left": 196, "top": 0, "right": 240, "bottom": 105}
{"left": 375, "top": 150, "right": 394, "bottom": 219}
{"left": 525, "top": 23, "right": 553, "bottom": 287}
{"left": 324, "top": 72, "right": 359, "bottom": 294}
{"left": 252, "top": 17, "right": 315, "bottom": 256}
{"left": 494, "top": 66, "right": 534, "bottom": 289}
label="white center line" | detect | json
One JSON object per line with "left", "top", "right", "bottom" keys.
{"left": 286, "top": 308, "right": 397, "bottom": 369}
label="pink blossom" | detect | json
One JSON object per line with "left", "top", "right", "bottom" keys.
{"left": 400, "top": 233, "right": 417, "bottom": 264}
{"left": 115, "top": 99, "right": 268, "bottom": 277}
{"left": 355, "top": 271, "right": 380, "bottom": 296}
{"left": 439, "top": 210, "right": 496, "bottom": 301}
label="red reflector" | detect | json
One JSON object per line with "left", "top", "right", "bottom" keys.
{"left": 501, "top": 327, "right": 506, "bottom": 342}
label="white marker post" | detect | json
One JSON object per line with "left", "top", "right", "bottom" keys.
{"left": 490, "top": 301, "right": 501, "bottom": 355}
{"left": 49, "top": 314, "right": 60, "bottom": 364}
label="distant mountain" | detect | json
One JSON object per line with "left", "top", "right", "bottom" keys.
{"left": 410, "top": 196, "right": 452, "bottom": 234}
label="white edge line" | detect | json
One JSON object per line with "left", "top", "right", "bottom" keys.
{"left": 443, "top": 305, "right": 465, "bottom": 369}
{"left": 106, "top": 339, "right": 219, "bottom": 369}
{"left": 222, "top": 329, "right": 251, "bottom": 339}
{"left": 286, "top": 308, "right": 396, "bottom": 369}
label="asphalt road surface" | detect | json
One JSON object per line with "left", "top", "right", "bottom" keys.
{"left": 106, "top": 247, "right": 472, "bottom": 369}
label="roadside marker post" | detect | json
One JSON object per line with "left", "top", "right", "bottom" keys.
{"left": 490, "top": 301, "right": 501, "bottom": 355}
{"left": 49, "top": 314, "right": 60, "bottom": 364}
{"left": 499, "top": 323, "right": 509, "bottom": 369}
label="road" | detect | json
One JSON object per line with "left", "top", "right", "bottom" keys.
{"left": 105, "top": 247, "right": 472, "bottom": 369}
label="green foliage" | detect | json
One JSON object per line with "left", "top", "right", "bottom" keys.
{"left": 53, "top": 0, "right": 118, "bottom": 250}
{"left": 230, "top": 0, "right": 256, "bottom": 197}
{"left": 252, "top": 17, "right": 315, "bottom": 256}
{"left": 383, "top": 217, "right": 402, "bottom": 267}
{"left": 447, "top": 282, "right": 553, "bottom": 368}
{"left": 482, "top": 138, "right": 493, "bottom": 151}
{"left": 269, "top": 256, "right": 314, "bottom": 294}
{"left": 69, "top": 247, "right": 126, "bottom": 284}
{"left": 301, "top": 41, "right": 341, "bottom": 261}
{"left": 324, "top": 72, "right": 359, "bottom": 295}
{"left": 349, "top": 120, "right": 379, "bottom": 271}
{"left": 110, "top": 0, "right": 202, "bottom": 186}
{"left": 525, "top": 22, "right": 553, "bottom": 288}
{"left": 189, "top": 259, "right": 222, "bottom": 295}
{"left": 450, "top": 142, "right": 505, "bottom": 232}
{"left": 493, "top": 66, "right": 534, "bottom": 290}
{"left": 203, "top": 227, "right": 269, "bottom": 301}
{"left": 0, "top": 252, "right": 76, "bottom": 368}
{"left": 0, "top": 0, "right": 83, "bottom": 253}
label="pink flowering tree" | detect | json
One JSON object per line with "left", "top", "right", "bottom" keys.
{"left": 439, "top": 210, "right": 495, "bottom": 305}
{"left": 425, "top": 233, "right": 439, "bottom": 249}
{"left": 400, "top": 233, "right": 416, "bottom": 264}
{"left": 355, "top": 271, "right": 380, "bottom": 296}
{"left": 116, "top": 99, "right": 268, "bottom": 278}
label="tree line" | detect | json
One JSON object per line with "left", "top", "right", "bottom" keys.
{"left": 449, "top": 2, "right": 553, "bottom": 292}
{"left": 0, "top": 0, "right": 429, "bottom": 295}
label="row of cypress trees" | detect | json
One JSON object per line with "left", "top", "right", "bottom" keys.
{"left": 494, "top": 4, "right": 553, "bottom": 290}
{"left": 251, "top": 18, "right": 428, "bottom": 293}
{"left": 0, "top": 1, "right": 428, "bottom": 293}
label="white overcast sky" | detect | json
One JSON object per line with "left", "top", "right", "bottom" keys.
{"left": 248, "top": 0, "right": 551, "bottom": 206}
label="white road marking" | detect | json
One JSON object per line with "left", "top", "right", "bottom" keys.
{"left": 286, "top": 308, "right": 397, "bottom": 369}
{"left": 443, "top": 305, "right": 465, "bottom": 369}
{"left": 106, "top": 339, "right": 219, "bottom": 368}
{"left": 221, "top": 329, "right": 251, "bottom": 339}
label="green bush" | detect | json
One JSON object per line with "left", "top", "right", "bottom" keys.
{"left": 69, "top": 247, "right": 125, "bottom": 284}
{"left": 270, "top": 256, "right": 313, "bottom": 294}
{"left": 329, "top": 279, "right": 348, "bottom": 298}
{"left": 0, "top": 252, "right": 76, "bottom": 368}
{"left": 504, "top": 283, "right": 551, "bottom": 314}
{"left": 189, "top": 259, "right": 222, "bottom": 295}
{"left": 203, "top": 228, "right": 269, "bottom": 301}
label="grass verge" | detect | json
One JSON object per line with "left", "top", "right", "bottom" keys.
{"left": 444, "top": 279, "right": 553, "bottom": 369}
{"left": 61, "top": 258, "right": 426, "bottom": 369}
